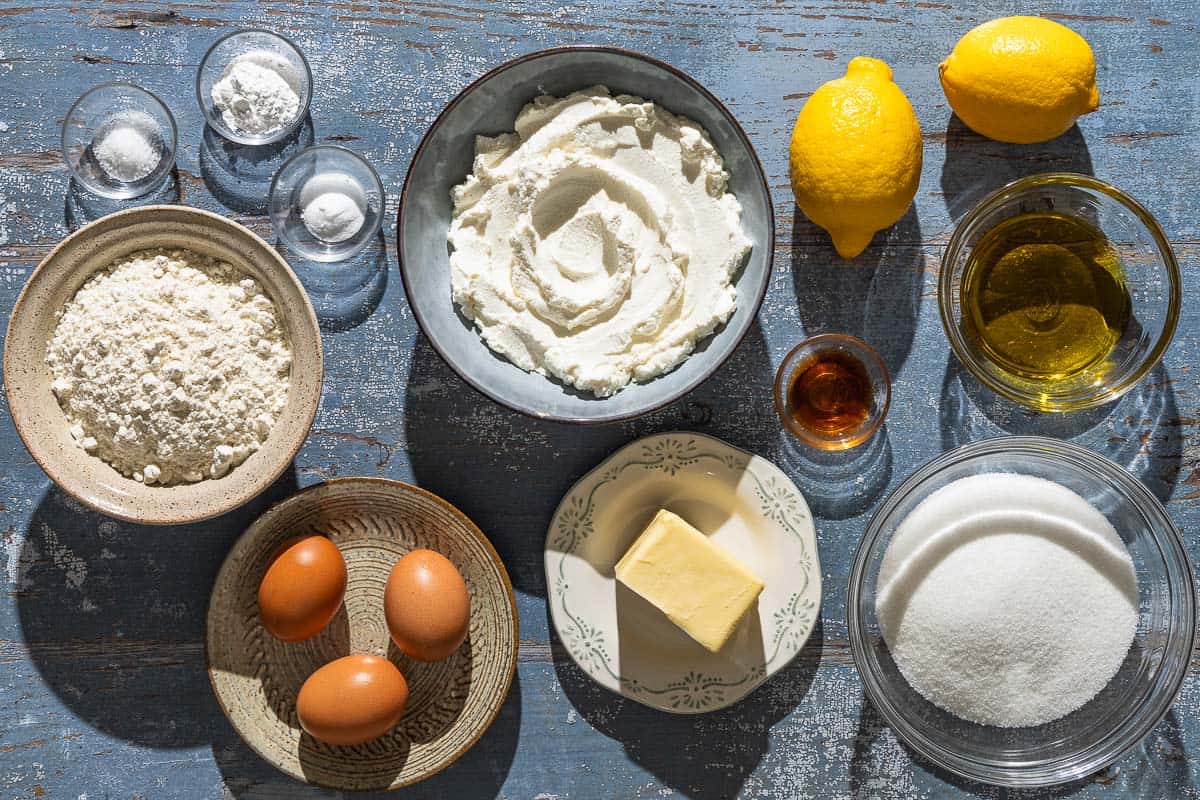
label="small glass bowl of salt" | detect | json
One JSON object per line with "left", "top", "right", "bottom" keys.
{"left": 268, "top": 145, "right": 385, "bottom": 262}
{"left": 62, "top": 83, "right": 177, "bottom": 200}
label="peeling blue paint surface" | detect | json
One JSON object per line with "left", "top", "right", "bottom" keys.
{"left": 0, "top": 2, "right": 1197, "bottom": 798}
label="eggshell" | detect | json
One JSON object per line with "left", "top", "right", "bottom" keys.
{"left": 384, "top": 549, "right": 470, "bottom": 661}
{"left": 257, "top": 535, "right": 346, "bottom": 642}
{"left": 296, "top": 654, "right": 409, "bottom": 746}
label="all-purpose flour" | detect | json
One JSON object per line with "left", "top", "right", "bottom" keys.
{"left": 46, "top": 249, "right": 292, "bottom": 485}
{"left": 211, "top": 51, "right": 301, "bottom": 136}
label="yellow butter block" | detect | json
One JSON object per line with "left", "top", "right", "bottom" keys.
{"left": 615, "top": 509, "right": 764, "bottom": 653}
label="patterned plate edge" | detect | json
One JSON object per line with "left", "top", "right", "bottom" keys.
{"left": 544, "top": 431, "right": 822, "bottom": 713}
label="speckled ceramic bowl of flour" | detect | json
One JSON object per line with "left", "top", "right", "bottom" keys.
{"left": 848, "top": 436, "right": 1196, "bottom": 787}
{"left": 3, "top": 206, "right": 323, "bottom": 525}
{"left": 397, "top": 46, "right": 774, "bottom": 424}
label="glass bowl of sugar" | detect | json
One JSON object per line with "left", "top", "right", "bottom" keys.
{"left": 62, "top": 83, "right": 178, "bottom": 200}
{"left": 196, "top": 28, "right": 312, "bottom": 146}
{"left": 268, "top": 145, "right": 385, "bottom": 262}
{"left": 848, "top": 436, "right": 1195, "bottom": 787}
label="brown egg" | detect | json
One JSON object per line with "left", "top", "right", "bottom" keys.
{"left": 296, "top": 654, "right": 409, "bottom": 746}
{"left": 257, "top": 535, "right": 346, "bottom": 642}
{"left": 384, "top": 549, "right": 470, "bottom": 661}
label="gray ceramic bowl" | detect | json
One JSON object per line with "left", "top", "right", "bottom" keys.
{"left": 397, "top": 46, "right": 774, "bottom": 424}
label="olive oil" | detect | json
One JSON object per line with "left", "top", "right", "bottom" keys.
{"left": 960, "top": 212, "right": 1130, "bottom": 381}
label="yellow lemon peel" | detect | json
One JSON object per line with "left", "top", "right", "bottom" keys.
{"left": 940, "top": 16, "right": 1100, "bottom": 144}
{"left": 788, "top": 56, "right": 922, "bottom": 260}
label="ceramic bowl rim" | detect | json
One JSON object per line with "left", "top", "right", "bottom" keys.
{"left": 204, "top": 476, "right": 520, "bottom": 790}
{"left": 396, "top": 44, "right": 775, "bottom": 425}
{"left": 2, "top": 205, "right": 323, "bottom": 525}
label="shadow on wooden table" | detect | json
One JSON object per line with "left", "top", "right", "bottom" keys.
{"left": 404, "top": 321, "right": 776, "bottom": 598}
{"left": 277, "top": 230, "right": 389, "bottom": 333}
{"left": 776, "top": 424, "right": 893, "bottom": 521}
{"left": 938, "top": 116, "right": 1094, "bottom": 224}
{"left": 199, "top": 116, "right": 315, "bottom": 216}
{"left": 939, "top": 357, "right": 1183, "bottom": 503}
{"left": 849, "top": 698, "right": 1190, "bottom": 797}
{"left": 790, "top": 204, "right": 923, "bottom": 380}
{"left": 64, "top": 170, "right": 181, "bottom": 231}
{"left": 14, "top": 465, "right": 299, "bottom": 748}
{"left": 552, "top": 617, "right": 823, "bottom": 799}
{"left": 212, "top": 668, "right": 521, "bottom": 799}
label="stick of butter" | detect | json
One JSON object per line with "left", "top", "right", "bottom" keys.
{"left": 615, "top": 509, "right": 764, "bottom": 653}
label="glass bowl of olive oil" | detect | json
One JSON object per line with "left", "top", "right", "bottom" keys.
{"left": 940, "top": 173, "right": 1180, "bottom": 412}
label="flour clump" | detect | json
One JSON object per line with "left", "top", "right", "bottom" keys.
{"left": 46, "top": 249, "right": 293, "bottom": 485}
{"left": 211, "top": 51, "right": 302, "bottom": 136}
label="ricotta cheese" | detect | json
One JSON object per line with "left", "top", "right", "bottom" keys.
{"left": 46, "top": 249, "right": 292, "bottom": 486}
{"left": 448, "top": 86, "right": 752, "bottom": 397}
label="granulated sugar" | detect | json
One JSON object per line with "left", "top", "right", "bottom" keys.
{"left": 92, "top": 111, "right": 161, "bottom": 183}
{"left": 876, "top": 473, "right": 1137, "bottom": 728}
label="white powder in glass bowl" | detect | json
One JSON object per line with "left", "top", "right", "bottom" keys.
{"left": 875, "top": 473, "right": 1138, "bottom": 728}
{"left": 211, "top": 51, "right": 301, "bottom": 136}
{"left": 92, "top": 111, "right": 161, "bottom": 183}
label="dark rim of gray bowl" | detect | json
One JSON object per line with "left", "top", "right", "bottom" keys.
{"left": 395, "top": 44, "right": 776, "bottom": 425}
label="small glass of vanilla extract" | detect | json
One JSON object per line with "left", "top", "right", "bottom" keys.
{"left": 774, "top": 334, "right": 891, "bottom": 451}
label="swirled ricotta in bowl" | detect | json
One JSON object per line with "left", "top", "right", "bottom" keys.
{"left": 448, "top": 86, "right": 752, "bottom": 397}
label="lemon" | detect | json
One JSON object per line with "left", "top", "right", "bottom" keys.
{"left": 940, "top": 16, "right": 1100, "bottom": 144}
{"left": 788, "top": 57, "right": 922, "bottom": 260}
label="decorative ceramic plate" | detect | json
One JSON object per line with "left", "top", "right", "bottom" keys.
{"left": 546, "top": 432, "right": 821, "bottom": 713}
{"left": 207, "top": 478, "right": 518, "bottom": 791}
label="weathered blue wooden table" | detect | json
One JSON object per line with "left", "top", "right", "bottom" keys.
{"left": 1, "top": 1, "right": 1196, "bottom": 797}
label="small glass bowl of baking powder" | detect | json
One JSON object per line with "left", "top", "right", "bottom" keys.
{"left": 268, "top": 145, "right": 385, "bottom": 262}
{"left": 196, "top": 29, "right": 312, "bottom": 146}
{"left": 62, "top": 83, "right": 178, "bottom": 200}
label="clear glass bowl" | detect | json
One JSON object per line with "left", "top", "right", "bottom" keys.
{"left": 62, "top": 83, "right": 177, "bottom": 200}
{"left": 773, "top": 333, "right": 890, "bottom": 451}
{"left": 939, "top": 173, "right": 1180, "bottom": 412}
{"left": 196, "top": 29, "right": 312, "bottom": 146}
{"left": 268, "top": 145, "right": 384, "bottom": 262}
{"left": 848, "top": 436, "right": 1195, "bottom": 787}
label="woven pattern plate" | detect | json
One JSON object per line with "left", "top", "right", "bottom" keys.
{"left": 206, "top": 478, "right": 518, "bottom": 790}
